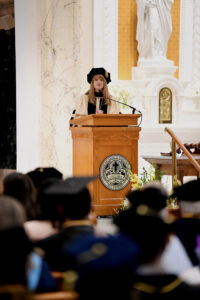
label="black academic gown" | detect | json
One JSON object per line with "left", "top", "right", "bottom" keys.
{"left": 132, "top": 274, "right": 200, "bottom": 300}
{"left": 36, "top": 224, "right": 94, "bottom": 271}
{"left": 174, "top": 217, "right": 200, "bottom": 265}
{"left": 87, "top": 91, "right": 108, "bottom": 114}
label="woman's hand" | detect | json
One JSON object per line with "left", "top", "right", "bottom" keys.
{"left": 96, "top": 110, "right": 104, "bottom": 114}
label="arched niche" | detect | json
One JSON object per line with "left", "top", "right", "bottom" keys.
{"left": 159, "top": 87, "right": 172, "bottom": 124}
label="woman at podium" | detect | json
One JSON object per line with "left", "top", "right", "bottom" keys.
{"left": 74, "top": 67, "right": 120, "bottom": 117}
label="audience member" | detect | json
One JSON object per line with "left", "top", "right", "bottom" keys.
{"left": 63, "top": 233, "right": 141, "bottom": 300}
{"left": 0, "top": 194, "right": 57, "bottom": 293}
{"left": 24, "top": 167, "right": 63, "bottom": 241}
{"left": 36, "top": 176, "right": 99, "bottom": 271}
{"left": 27, "top": 167, "right": 63, "bottom": 190}
{"left": 171, "top": 179, "right": 200, "bottom": 266}
{"left": 3, "top": 172, "right": 39, "bottom": 220}
{"left": 24, "top": 178, "right": 61, "bottom": 242}
{"left": 113, "top": 185, "right": 200, "bottom": 299}
{"left": 114, "top": 182, "right": 194, "bottom": 275}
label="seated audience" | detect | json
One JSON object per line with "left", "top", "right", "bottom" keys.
{"left": 2, "top": 170, "right": 60, "bottom": 242}
{"left": 113, "top": 185, "right": 200, "bottom": 299}
{"left": 170, "top": 179, "right": 200, "bottom": 266}
{"left": 0, "top": 194, "right": 58, "bottom": 294}
{"left": 63, "top": 233, "right": 141, "bottom": 300}
{"left": 114, "top": 183, "right": 195, "bottom": 275}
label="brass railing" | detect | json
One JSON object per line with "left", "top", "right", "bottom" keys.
{"left": 165, "top": 127, "right": 200, "bottom": 189}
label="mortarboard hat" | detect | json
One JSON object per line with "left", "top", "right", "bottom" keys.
{"left": 171, "top": 179, "right": 200, "bottom": 201}
{"left": 171, "top": 179, "right": 200, "bottom": 214}
{"left": 43, "top": 176, "right": 96, "bottom": 196}
{"left": 87, "top": 68, "right": 111, "bottom": 84}
{"left": 27, "top": 167, "right": 63, "bottom": 189}
{"left": 126, "top": 182, "right": 168, "bottom": 212}
{"left": 42, "top": 176, "right": 97, "bottom": 220}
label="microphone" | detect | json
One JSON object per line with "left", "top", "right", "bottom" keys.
{"left": 96, "top": 97, "right": 141, "bottom": 114}
{"left": 95, "top": 96, "right": 143, "bottom": 126}
{"left": 106, "top": 97, "right": 141, "bottom": 114}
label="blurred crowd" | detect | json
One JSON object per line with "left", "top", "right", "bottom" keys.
{"left": 1, "top": 167, "right": 200, "bottom": 300}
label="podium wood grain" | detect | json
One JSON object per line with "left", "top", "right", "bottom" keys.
{"left": 70, "top": 114, "right": 141, "bottom": 215}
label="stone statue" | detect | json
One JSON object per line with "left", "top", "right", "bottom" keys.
{"left": 136, "top": 0, "right": 174, "bottom": 65}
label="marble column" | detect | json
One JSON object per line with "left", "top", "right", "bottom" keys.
{"left": 15, "top": 0, "right": 93, "bottom": 176}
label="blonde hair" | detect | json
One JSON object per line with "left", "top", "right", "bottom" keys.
{"left": 88, "top": 75, "right": 112, "bottom": 105}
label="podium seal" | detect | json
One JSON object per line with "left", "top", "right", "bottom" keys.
{"left": 99, "top": 154, "right": 131, "bottom": 191}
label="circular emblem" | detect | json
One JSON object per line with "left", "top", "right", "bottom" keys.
{"left": 99, "top": 155, "right": 132, "bottom": 191}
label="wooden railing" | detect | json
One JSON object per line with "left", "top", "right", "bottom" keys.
{"left": 164, "top": 127, "right": 200, "bottom": 189}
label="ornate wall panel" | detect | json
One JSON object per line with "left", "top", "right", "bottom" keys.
{"left": 192, "top": 0, "right": 200, "bottom": 81}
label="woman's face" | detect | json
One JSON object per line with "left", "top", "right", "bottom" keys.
{"left": 93, "top": 75, "right": 104, "bottom": 92}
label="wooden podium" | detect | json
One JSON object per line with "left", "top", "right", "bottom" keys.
{"left": 70, "top": 114, "right": 141, "bottom": 215}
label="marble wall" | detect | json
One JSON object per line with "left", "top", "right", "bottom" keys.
{"left": 14, "top": 0, "right": 200, "bottom": 181}
{"left": 15, "top": 0, "right": 93, "bottom": 176}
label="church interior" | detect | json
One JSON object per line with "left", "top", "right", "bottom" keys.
{"left": 1, "top": 0, "right": 200, "bottom": 299}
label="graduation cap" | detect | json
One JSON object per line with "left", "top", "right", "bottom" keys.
{"left": 87, "top": 68, "right": 111, "bottom": 84}
{"left": 126, "top": 182, "right": 168, "bottom": 212}
{"left": 42, "top": 176, "right": 97, "bottom": 220}
{"left": 43, "top": 176, "right": 96, "bottom": 196}
{"left": 27, "top": 167, "right": 63, "bottom": 189}
{"left": 171, "top": 179, "right": 200, "bottom": 201}
{"left": 171, "top": 179, "right": 200, "bottom": 214}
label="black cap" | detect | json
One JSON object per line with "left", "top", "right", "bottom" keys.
{"left": 126, "top": 183, "right": 168, "bottom": 212}
{"left": 87, "top": 68, "right": 111, "bottom": 84}
{"left": 42, "top": 176, "right": 97, "bottom": 220}
{"left": 43, "top": 176, "right": 96, "bottom": 196}
{"left": 27, "top": 167, "right": 63, "bottom": 189}
{"left": 171, "top": 179, "right": 200, "bottom": 201}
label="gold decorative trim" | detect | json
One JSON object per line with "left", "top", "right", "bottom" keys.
{"left": 159, "top": 87, "right": 172, "bottom": 124}
{"left": 63, "top": 220, "right": 93, "bottom": 228}
{"left": 133, "top": 278, "right": 182, "bottom": 294}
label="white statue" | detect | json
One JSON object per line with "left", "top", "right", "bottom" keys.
{"left": 136, "top": 0, "right": 174, "bottom": 64}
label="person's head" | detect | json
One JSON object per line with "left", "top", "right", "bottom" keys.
{"left": 0, "top": 196, "right": 32, "bottom": 287}
{"left": 0, "top": 194, "right": 27, "bottom": 229}
{"left": 126, "top": 181, "right": 168, "bottom": 213}
{"left": 35, "top": 177, "right": 63, "bottom": 226}
{"left": 3, "top": 172, "right": 38, "bottom": 220}
{"left": 42, "top": 176, "right": 96, "bottom": 222}
{"left": 114, "top": 209, "right": 174, "bottom": 264}
{"left": 87, "top": 68, "right": 111, "bottom": 104}
{"left": 61, "top": 187, "right": 92, "bottom": 220}
{"left": 171, "top": 179, "right": 200, "bottom": 217}
{"left": 114, "top": 183, "right": 174, "bottom": 264}
{"left": 26, "top": 167, "right": 63, "bottom": 190}
{"left": 0, "top": 226, "right": 32, "bottom": 286}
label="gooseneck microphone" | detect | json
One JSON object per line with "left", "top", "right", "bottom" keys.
{"left": 96, "top": 96, "right": 143, "bottom": 126}
{"left": 105, "top": 97, "right": 141, "bottom": 114}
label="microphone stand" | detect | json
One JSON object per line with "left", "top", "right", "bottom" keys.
{"left": 96, "top": 96, "right": 143, "bottom": 126}
{"left": 106, "top": 97, "right": 141, "bottom": 114}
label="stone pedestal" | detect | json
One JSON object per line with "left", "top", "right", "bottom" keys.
{"left": 131, "top": 63, "right": 182, "bottom": 126}
{"left": 130, "top": 61, "right": 200, "bottom": 185}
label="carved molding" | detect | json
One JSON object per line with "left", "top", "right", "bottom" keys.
{"left": 179, "top": 0, "right": 193, "bottom": 82}
{"left": 93, "top": 0, "right": 118, "bottom": 81}
{"left": 192, "top": 0, "right": 200, "bottom": 81}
